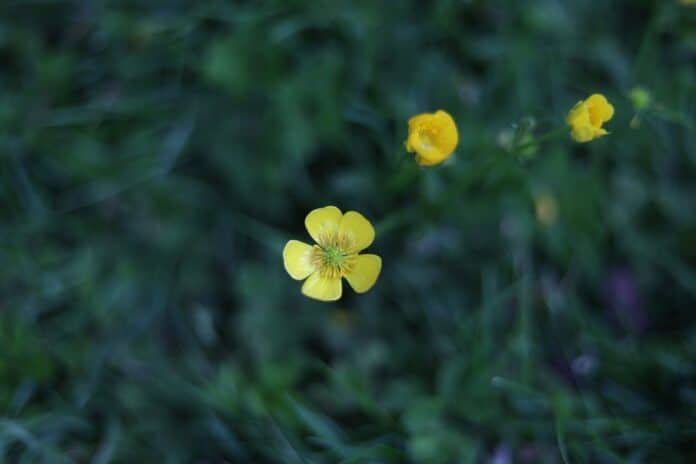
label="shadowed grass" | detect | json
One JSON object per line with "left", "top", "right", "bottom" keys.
{"left": 0, "top": 0, "right": 695, "bottom": 462}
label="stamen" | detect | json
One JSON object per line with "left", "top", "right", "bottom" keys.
{"left": 311, "top": 232, "right": 357, "bottom": 279}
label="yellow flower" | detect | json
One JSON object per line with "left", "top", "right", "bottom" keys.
{"left": 283, "top": 206, "right": 382, "bottom": 302}
{"left": 566, "top": 94, "right": 615, "bottom": 143}
{"left": 679, "top": 0, "right": 696, "bottom": 6}
{"left": 535, "top": 192, "right": 558, "bottom": 226}
{"left": 405, "top": 110, "right": 459, "bottom": 166}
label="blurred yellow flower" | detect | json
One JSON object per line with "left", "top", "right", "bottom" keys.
{"left": 566, "top": 94, "right": 614, "bottom": 143}
{"left": 283, "top": 206, "right": 381, "bottom": 301}
{"left": 405, "top": 110, "right": 459, "bottom": 166}
{"left": 535, "top": 192, "right": 558, "bottom": 226}
{"left": 679, "top": 0, "right": 696, "bottom": 5}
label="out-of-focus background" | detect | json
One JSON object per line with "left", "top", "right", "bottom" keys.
{"left": 1, "top": 1, "right": 695, "bottom": 462}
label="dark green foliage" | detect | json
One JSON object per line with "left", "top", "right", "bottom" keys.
{"left": 1, "top": 1, "right": 695, "bottom": 462}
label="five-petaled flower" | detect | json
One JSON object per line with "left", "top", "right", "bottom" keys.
{"left": 405, "top": 110, "right": 459, "bottom": 166}
{"left": 566, "top": 94, "right": 615, "bottom": 143}
{"left": 283, "top": 206, "right": 382, "bottom": 301}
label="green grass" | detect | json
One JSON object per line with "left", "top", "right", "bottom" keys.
{"left": 1, "top": 1, "right": 695, "bottom": 462}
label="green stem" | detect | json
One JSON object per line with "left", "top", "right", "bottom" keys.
{"left": 514, "top": 126, "right": 568, "bottom": 154}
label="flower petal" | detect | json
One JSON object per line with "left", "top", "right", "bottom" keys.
{"left": 339, "top": 211, "right": 375, "bottom": 252}
{"left": 566, "top": 101, "right": 594, "bottom": 142}
{"left": 302, "top": 272, "right": 342, "bottom": 301}
{"left": 566, "top": 100, "right": 588, "bottom": 126}
{"left": 432, "top": 110, "right": 459, "bottom": 155}
{"left": 283, "top": 240, "right": 316, "bottom": 280}
{"left": 305, "top": 206, "right": 342, "bottom": 245}
{"left": 406, "top": 136, "right": 443, "bottom": 166}
{"left": 415, "top": 151, "right": 447, "bottom": 166}
{"left": 586, "top": 94, "right": 614, "bottom": 123}
{"left": 344, "top": 254, "right": 381, "bottom": 294}
{"left": 407, "top": 113, "right": 433, "bottom": 130}
{"left": 570, "top": 125, "right": 594, "bottom": 143}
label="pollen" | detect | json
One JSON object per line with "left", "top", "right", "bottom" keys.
{"left": 311, "top": 233, "right": 357, "bottom": 279}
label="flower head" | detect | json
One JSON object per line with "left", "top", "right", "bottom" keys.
{"left": 535, "top": 192, "right": 558, "bottom": 226}
{"left": 405, "top": 110, "right": 458, "bottom": 166}
{"left": 566, "top": 94, "right": 614, "bottom": 143}
{"left": 283, "top": 206, "right": 382, "bottom": 301}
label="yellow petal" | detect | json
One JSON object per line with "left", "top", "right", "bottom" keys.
{"left": 339, "top": 211, "right": 375, "bottom": 252}
{"left": 404, "top": 129, "right": 420, "bottom": 153}
{"left": 283, "top": 240, "right": 316, "bottom": 280}
{"left": 570, "top": 124, "right": 594, "bottom": 143}
{"left": 566, "top": 101, "right": 594, "bottom": 142}
{"left": 406, "top": 131, "right": 443, "bottom": 166}
{"left": 586, "top": 94, "right": 614, "bottom": 123}
{"left": 407, "top": 113, "right": 433, "bottom": 130}
{"left": 416, "top": 152, "right": 447, "bottom": 166}
{"left": 432, "top": 110, "right": 459, "bottom": 155}
{"left": 344, "top": 254, "right": 381, "bottom": 294}
{"left": 305, "top": 206, "right": 342, "bottom": 245}
{"left": 302, "top": 272, "right": 342, "bottom": 301}
{"left": 566, "top": 100, "right": 588, "bottom": 126}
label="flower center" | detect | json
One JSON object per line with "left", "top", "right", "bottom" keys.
{"left": 324, "top": 245, "right": 345, "bottom": 266}
{"left": 311, "top": 234, "right": 357, "bottom": 279}
{"left": 420, "top": 133, "right": 432, "bottom": 148}
{"left": 418, "top": 127, "right": 438, "bottom": 149}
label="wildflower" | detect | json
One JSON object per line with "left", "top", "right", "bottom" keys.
{"left": 566, "top": 94, "right": 614, "bottom": 143}
{"left": 283, "top": 206, "right": 382, "bottom": 301}
{"left": 535, "top": 192, "right": 558, "bottom": 226}
{"left": 405, "top": 110, "right": 459, "bottom": 166}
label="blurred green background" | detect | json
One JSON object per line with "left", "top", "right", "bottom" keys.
{"left": 1, "top": 0, "right": 695, "bottom": 462}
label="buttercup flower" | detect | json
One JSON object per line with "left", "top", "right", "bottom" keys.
{"left": 405, "top": 110, "right": 459, "bottom": 166}
{"left": 566, "top": 94, "right": 615, "bottom": 143}
{"left": 535, "top": 192, "right": 559, "bottom": 226}
{"left": 283, "top": 206, "right": 382, "bottom": 301}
